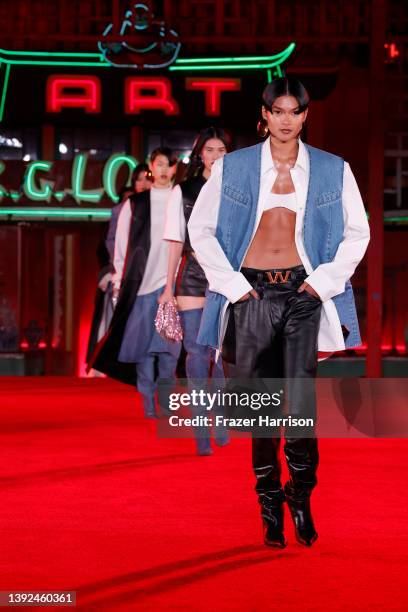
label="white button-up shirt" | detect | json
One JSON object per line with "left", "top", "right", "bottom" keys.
{"left": 188, "top": 138, "right": 370, "bottom": 353}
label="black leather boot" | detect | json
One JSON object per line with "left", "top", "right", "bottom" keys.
{"left": 261, "top": 494, "right": 287, "bottom": 548}
{"left": 283, "top": 436, "right": 319, "bottom": 546}
{"left": 252, "top": 437, "right": 286, "bottom": 547}
{"left": 284, "top": 482, "right": 317, "bottom": 546}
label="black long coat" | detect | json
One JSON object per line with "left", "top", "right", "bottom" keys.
{"left": 88, "top": 191, "right": 151, "bottom": 385}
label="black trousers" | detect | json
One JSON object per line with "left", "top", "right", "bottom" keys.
{"left": 222, "top": 265, "right": 322, "bottom": 509}
{"left": 175, "top": 252, "right": 207, "bottom": 297}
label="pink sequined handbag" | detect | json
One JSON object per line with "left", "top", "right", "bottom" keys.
{"left": 154, "top": 300, "right": 183, "bottom": 342}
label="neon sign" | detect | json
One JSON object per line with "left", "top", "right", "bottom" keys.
{"left": 47, "top": 75, "right": 101, "bottom": 113}
{"left": 23, "top": 161, "right": 54, "bottom": 202}
{"left": 185, "top": 78, "right": 241, "bottom": 115}
{"left": 0, "top": 153, "right": 138, "bottom": 205}
{"left": 384, "top": 43, "right": 400, "bottom": 62}
{"left": 46, "top": 75, "right": 242, "bottom": 116}
{"left": 98, "top": 3, "right": 181, "bottom": 69}
{"left": 0, "top": 43, "right": 296, "bottom": 122}
{"left": 124, "top": 76, "right": 179, "bottom": 114}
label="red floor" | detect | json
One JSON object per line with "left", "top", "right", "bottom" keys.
{"left": 0, "top": 377, "right": 407, "bottom": 611}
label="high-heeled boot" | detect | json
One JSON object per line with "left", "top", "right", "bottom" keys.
{"left": 261, "top": 490, "right": 287, "bottom": 548}
{"left": 284, "top": 437, "right": 319, "bottom": 546}
{"left": 284, "top": 482, "right": 317, "bottom": 546}
{"left": 253, "top": 437, "right": 286, "bottom": 547}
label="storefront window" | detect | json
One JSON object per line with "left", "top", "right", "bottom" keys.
{"left": 56, "top": 128, "right": 129, "bottom": 160}
{"left": 0, "top": 128, "right": 39, "bottom": 161}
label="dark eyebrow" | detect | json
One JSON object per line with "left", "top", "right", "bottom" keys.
{"left": 271, "top": 105, "right": 300, "bottom": 112}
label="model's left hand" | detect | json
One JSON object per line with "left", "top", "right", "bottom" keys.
{"left": 98, "top": 272, "right": 112, "bottom": 292}
{"left": 297, "top": 282, "right": 320, "bottom": 299}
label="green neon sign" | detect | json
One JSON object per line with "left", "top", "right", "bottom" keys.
{"left": 169, "top": 43, "right": 295, "bottom": 72}
{"left": 0, "top": 43, "right": 294, "bottom": 69}
{"left": 0, "top": 63, "right": 10, "bottom": 122}
{"left": 70, "top": 153, "right": 103, "bottom": 203}
{"left": 0, "top": 153, "right": 139, "bottom": 204}
{"left": 0, "top": 207, "right": 112, "bottom": 220}
{"left": 170, "top": 63, "right": 284, "bottom": 71}
{"left": 0, "top": 49, "right": 103, "bottom": 57}
{"left": 103, "top": 154, "right": 138, "bottom": 202}
{"left": 23, "top": 161, "right": 54, "bottom": 202}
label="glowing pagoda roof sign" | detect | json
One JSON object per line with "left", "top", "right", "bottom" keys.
{"left": 0, "top": 43, "right": 295, "bottom": 71}
{"left": 0, "top": 2, "right": 295, "bottom": 121}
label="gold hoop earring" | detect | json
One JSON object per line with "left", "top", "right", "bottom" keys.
{"left": 257, "top": 118, "right": 269, "bottom": 138}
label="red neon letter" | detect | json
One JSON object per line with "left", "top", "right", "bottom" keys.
{"left": 185, "top": 78, "right": 241, "bottom": 116}
{"left": 46, "top": 75, "right": 101, "bottom": 113}
{"left": 125, "top": 77, "right": 179, "bottom": 115}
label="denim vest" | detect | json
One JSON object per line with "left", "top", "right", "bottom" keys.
{"left": 197, "top": 142, "right": 362, "bottom": 350}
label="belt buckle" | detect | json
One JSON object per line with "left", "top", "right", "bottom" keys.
{"left": 265, "top": 270, "right": 291, "bottom": 284}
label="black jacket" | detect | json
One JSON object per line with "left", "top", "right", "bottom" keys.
{"left": 88, "top": 190, "right": 151, "bottom": 385}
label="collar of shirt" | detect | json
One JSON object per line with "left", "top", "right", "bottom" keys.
{"left": 261, "top": 137, "right": 309, "bottom": 177}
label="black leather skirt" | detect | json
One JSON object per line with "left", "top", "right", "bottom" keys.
{"left": 175, "top": 252, "right": 208, "bottom": 297}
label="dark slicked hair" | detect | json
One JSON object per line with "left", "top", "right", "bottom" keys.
{"left": 262, "top": 77, "right": 310, "bottom": 114}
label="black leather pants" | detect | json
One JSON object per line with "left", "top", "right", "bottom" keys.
{"left": 222, "top": 265, "right": 322, "bottom": 509}
{"left": 175, "top": 252, "right": 207, "bottom": 297}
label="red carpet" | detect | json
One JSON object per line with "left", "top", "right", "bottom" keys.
{"left": 0, "top": 377, "right": 407, "bottom": 611}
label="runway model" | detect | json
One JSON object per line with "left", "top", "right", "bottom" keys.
{"left": 188, "top": 78, "right": 370, "bottom": 547}
{"left": 91, "top": 148, "right": 180, "bottom": 418}
{"left": 161, "top": 127, "right": 230, "bottom": 455}
{"left": 87, "top": 163, "right": 153, "bottom": 365}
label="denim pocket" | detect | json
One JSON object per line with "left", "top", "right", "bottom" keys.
{"left": 223, "top": 185, "right": 249, "bottom": 206}
{"left": 316, "top": 190, "right": 341, "bottom": 207}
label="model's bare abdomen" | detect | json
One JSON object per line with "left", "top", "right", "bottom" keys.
{"left": 242, "top": 207, "right": 302, "bottom": 269}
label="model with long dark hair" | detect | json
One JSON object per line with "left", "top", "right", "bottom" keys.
{"left": 160, "top": 127, "right": 230, "bottom": 455}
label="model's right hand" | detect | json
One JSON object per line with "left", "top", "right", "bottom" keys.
{"left": 158, "top": 287, "right": 175, "bottom": 304}
{"left": 236, "top": 289, "right": 260, "bottom": 302}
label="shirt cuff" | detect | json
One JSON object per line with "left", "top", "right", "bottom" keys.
{"left": 305, "top": 267, "right": 343, "bottom": 302}
{"left": 221, "top": 272, "right": 253, "bottom": 303}
{"left": 163, "top": 230, "right": 184, "bottom": 242}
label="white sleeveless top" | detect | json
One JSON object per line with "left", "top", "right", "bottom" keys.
{"left": 263, "top": 191, "right": 297, "bottom": 213}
